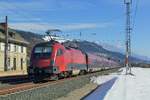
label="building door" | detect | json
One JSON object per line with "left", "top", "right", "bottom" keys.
{"left": 21, "top": 58, "right": 23, "bottom": 70}
{"left": 7, "top": 58, "right": 10, "bottom": 71}
{"left": 13, "top": 58, "right": 16, "bottom": 70}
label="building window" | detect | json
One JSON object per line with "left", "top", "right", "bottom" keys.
{"left": 13, "top": 58, "right": 16, "bottom": 70}
{"left": 14, "top": 45, "right": 17, "bottom": 52}
{"left": 21, "top": 46, "right": 23, "bottom": 53}
{"left": 8, "top": 44, "right": 11, "bottom": 51}
{"left": 21, "top": 58, "right": 23, "bottom": 70}
{"left": 9, "top": 32, "right": 15, "bottom": 38}
{"left": 0, "top": 42, "right": 1, "bottom": 51}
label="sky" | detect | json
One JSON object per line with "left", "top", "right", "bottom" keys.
{"left": 0, "top": 0, "right": 150, "bottom": 57}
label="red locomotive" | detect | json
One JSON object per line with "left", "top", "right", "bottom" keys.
{"left": 28, "top": 40, "right": 119, "bottom": 82}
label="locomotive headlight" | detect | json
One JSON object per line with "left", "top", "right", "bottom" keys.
{"left": 53, "top": 67, "right": 58, "bottom": 73}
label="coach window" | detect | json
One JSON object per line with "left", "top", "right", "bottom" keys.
{"left": 57, "top": 49, "right": 63, "bottom": 56}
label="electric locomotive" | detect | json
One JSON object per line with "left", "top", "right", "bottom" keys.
{"left": 28, "top": 40, "right": 120, "bottom": 82}
{"left": 28, "top": 40, "right": 88, "bottom": 82}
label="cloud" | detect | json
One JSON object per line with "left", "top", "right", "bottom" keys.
{"left": 0, "top": 0, "right": 97, "bottom": 23}
{"left": 0, "top": 1, "right": 56, "bottom": 16}
{"left": 10, "top": 23, "right": 54, "bottom": 33}
{"left": 115, "top": 42, "right": 124, "bottom": 49}
{"left": 0, "top": 0, "right": 95, "bottom": 13}
{"left": 9, "top": 22, "right": 112, "bottom": 33}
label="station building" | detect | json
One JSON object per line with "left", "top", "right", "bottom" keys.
{"left": 0, "top": 25, "right": 29, "bottom": 76}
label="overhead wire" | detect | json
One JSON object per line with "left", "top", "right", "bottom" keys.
{"left": 1, "top": 1, "right": 128, "bottom": 43}
{"left": 1, "top": 1, "right": 48, "bottom": 33}
{"left": 132, "top": 0, "right": 139, "bottom": 32}
{"left": 6, "top": 2, "right": 68, "bottom": 37}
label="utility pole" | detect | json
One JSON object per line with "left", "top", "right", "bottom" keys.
{"left": 124, "top": 0, "right": 132, "bottom": 74}
{"left": 4, "top": 16, "right": 8, "bottom": 71}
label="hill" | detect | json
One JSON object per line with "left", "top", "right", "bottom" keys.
{"left": 14, "top": 30, "right": 44, "bottom": 56}
{"left": 63, "top": 40, "right": 144, "bottom": 64}
{"left": 14, "top": 29, "right": 147, "bottom": 64}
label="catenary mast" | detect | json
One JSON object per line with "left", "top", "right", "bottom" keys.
{"left": 124, "top": 0, "right": 132, "bottom": 74}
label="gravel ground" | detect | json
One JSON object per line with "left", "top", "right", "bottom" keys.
{"left": 56, "top": 83, "right": 98, "bottom": 100}
{"left": 0, "top": 83, "right": 10, "bottom": 88}
{"left": 0, "top": 68, "right": 119, "bottom": 100}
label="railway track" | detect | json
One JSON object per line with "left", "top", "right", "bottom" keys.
{"left": 0, "top": 75, "right": 94, "bottom": 96}
{"left": 0, "top": 77, "right": 73, "bottom": 96}
{"left": 0, "top": 68, "right": 120, "bottom": 96}
{"left": 0, "top": 75, "right": 29, "bottom": 84}
{"left": 0, "top": 75, "right": 28, "bottom": 80}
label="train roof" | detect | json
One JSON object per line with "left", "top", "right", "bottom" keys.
{"left": 34, "top": 40, "right": 59, "bottom": 46}
{"left": 34, "top": 40, "right": 87, "bottom": 54}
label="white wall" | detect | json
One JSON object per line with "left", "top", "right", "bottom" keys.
{"left": 10, "top": 44, "right": 14, "bottom": 52}
{"left": 0, "top": 42, "right": 5, "bottom": 51}
{"left": 23, "top": 47, "right": 26, "bottom": 53}
{"left": 0, "top": 42, "right": 27, "bottom": 54}
{"left": 18, "top": 45, "right": 21, "bottom": 53}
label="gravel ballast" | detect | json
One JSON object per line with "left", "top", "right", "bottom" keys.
{"left": 0, "top": 68, "right": 119, "bottom": 100}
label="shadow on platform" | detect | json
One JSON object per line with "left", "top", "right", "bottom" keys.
{"left": 81, "top": 77, "right": 117, "bottom": 100}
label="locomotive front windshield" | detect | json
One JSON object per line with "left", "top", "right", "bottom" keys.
{"left": 33, "top": 46, "right": 52, "bottom": 59}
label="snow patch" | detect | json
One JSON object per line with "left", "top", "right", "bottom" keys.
{"left": 90, "top": 70, "right": 121, "bottom": 85}
{"left": 90, "top": 75, "right": 117, "bottom": 85}
{"left": 88, "top": 68, "right": 150, "bottom": 100}
{"left": 104, "top": 67, "right": 150, "bottom": 100}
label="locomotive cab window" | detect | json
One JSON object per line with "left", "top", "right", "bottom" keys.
{"left": 57, "top": 49, "right": 63, "bottom": 56}
{"left": 33, "top": 46, "right": 52, "bottom": 58}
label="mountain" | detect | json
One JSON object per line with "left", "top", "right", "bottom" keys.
{"left": 63, "top": 40, "right": 146, "bottom": 63}
{"left": 13, "top": 29, "right": 148, "bottom": 64}
{"left": 132, "top": 54, "right": 150, "bottom": 62}
{"left": 14, "top": 30, "right": 44, "bottom": 56}
{"left": 98, "top": 42, "right": 124, "bottom": 54}
{"left": 99, "top": 42, "right": 150, "bottom": 62}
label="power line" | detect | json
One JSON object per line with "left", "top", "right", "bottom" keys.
{"left": 1, "top": 2, "right": 126, "bottom": 26}
{"left": 1, "top": 2, "right": 47, "bottom": 27}
{"left": 1, "top": 1, "right": 129, "bottom": 44}
{"left": 132, "top": 0, "right": 139, "bottom": 32}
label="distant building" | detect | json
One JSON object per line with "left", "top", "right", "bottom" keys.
{"left": 0, "top": 25, "right": 28, "bottom": 76}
